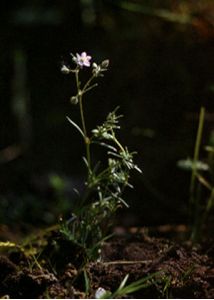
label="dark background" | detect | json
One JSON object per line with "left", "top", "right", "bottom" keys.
{"left": 0, "top": 0, "right": 214, "bottom": 229}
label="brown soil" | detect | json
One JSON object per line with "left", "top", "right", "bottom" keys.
{"left": 0, "top": 228, "right": 213, "bottom": 299}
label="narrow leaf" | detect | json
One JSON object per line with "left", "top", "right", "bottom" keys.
{"left": 66, "top": 116, "right": 85, "bottom": 138}
{"left": 92, "top": 141, "right": 117, "bottom": 152}
{"left": 196, "top": 173, "right": 212, "bottom": 191}
{"left": 118, "top": 274, "right": 129, "bottom": 290}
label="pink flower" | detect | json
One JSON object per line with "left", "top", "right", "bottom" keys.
{"left": 73, "top": 52, "right": 92, "bottom": 68}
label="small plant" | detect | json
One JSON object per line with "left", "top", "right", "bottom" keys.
{"left": 178, "top": 106, "right": 214, "bottom": 242}
{"left": 60, "top": 52, "right": 141, "bottom": 259}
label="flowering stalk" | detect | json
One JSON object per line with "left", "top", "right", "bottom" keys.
{"left": 61, "top": 52, "right": 141, "bottom": 259}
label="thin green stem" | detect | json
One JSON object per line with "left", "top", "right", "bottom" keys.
{"left": 206, "top": 188, "right": 214, "bottom": 212}
{"left": 79, "top": 95, "right": 91, "bottom": 173}
{"left": 82, "top": 75, "right": 96, "bottom": 93}
{"left": 111, "top": 130, "right": 125, "bottom": 152}
{"left": 75, "top": 70, "right": 92, "bottom": 173}
{"left": 189, "top": 106, "right": 205, "bottom": 242}
{"left": 190, "top": 107, "right": 205, "bottom": 202}
{"left": 79, "top": 95, "right": 87, "bottom": 138}
{"left": 190, "top": 181, "right": 202, "bottom": 243}
{"left": 75, "top": 68, "right": 80, "bottom": 90}
{"left": 83, "top": 83, "right": 98, "bottom": 94}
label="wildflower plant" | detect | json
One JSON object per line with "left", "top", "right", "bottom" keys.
{"left": 60, "top": 52, "right": 141, "bottom": 259}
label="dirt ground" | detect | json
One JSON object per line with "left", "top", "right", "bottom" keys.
{"left": 0, "top": 227, "right": 213, "bottom": 299}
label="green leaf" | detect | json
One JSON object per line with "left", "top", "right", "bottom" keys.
{"left": 112, "top": 272, "right": 160, "bottom": 298}
{"left": 83, "top": 268, "right": 90, "bottom": 295}
{"left": 66, "top": 116, "right": 85, "bottom": 139}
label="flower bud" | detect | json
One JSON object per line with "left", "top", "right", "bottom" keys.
{"left": 70, "top": 96, "right": 78, "bottom": 105}
{"left": 101, "top": 59, "right": 109, "bottom": 69}
{"left": 61, "top": 65, "right": 71, "bottom": 74}
{"left": 92, "top": 65, "right": 101, "bottom": 77}
{"left": 92, "top": 62, "right": 98, "bottom": 69}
